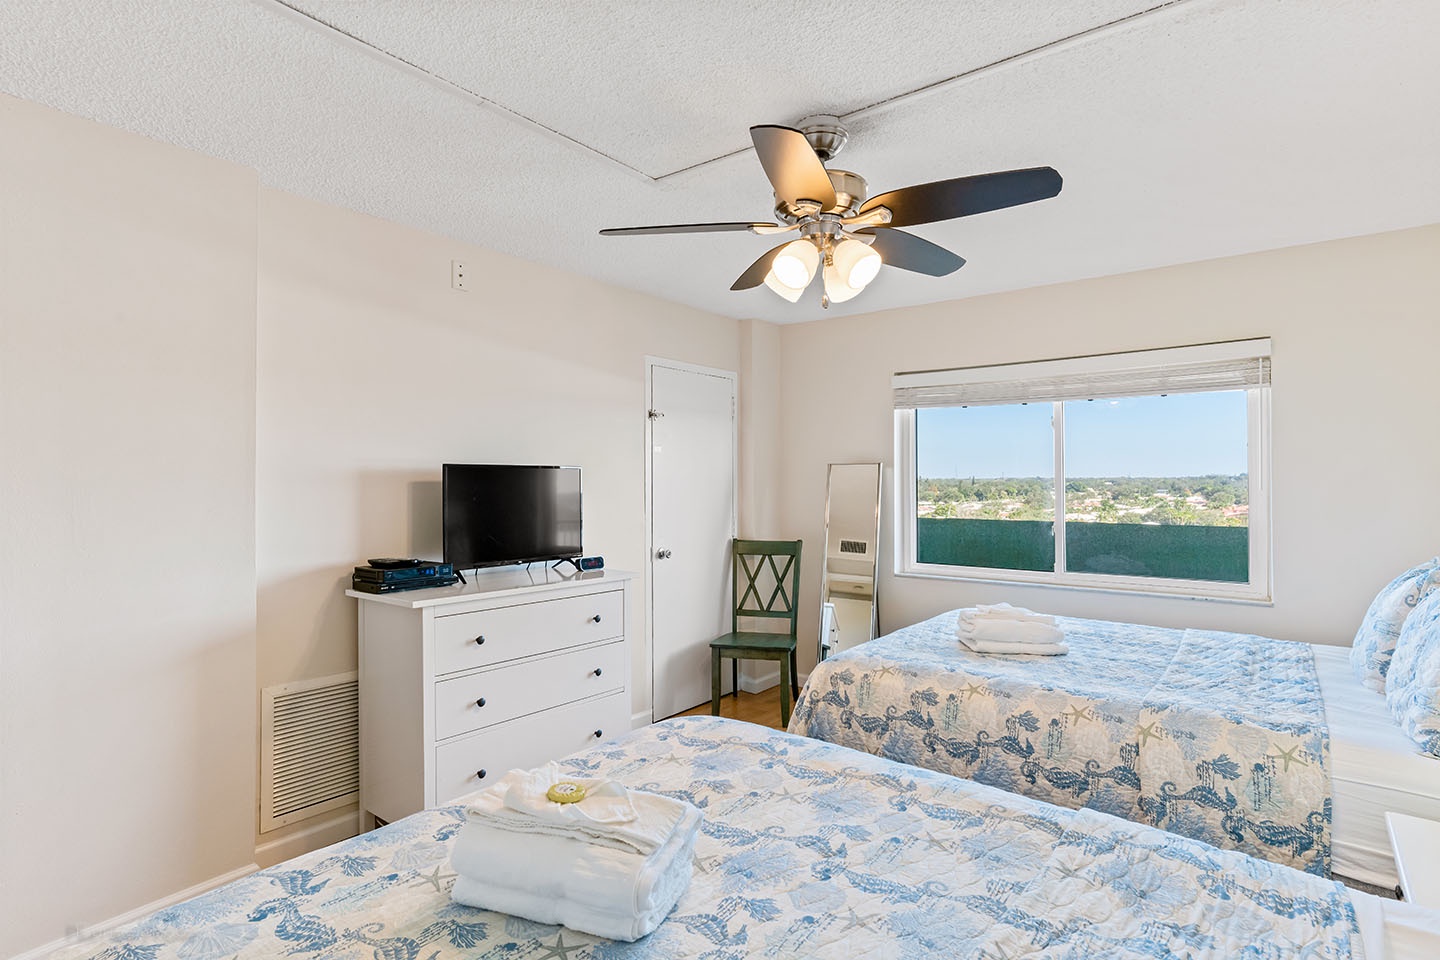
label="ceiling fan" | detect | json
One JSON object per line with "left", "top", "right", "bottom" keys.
{"left": 599, "top": 116, "right": 1062, "bottom": 308}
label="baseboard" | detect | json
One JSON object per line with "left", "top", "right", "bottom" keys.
{"left": 11, "top": 862, "right": 259, "bottom": 960}
{"left": 631, "top": 709, "right": 652, "bottom": 729}
{"left": 740, "top": 667, "right": 780, "bottom": 694}
{"left": 253, "top": 807, "right": 363, "bottom": 868}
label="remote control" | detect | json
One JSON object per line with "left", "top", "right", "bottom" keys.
{"left": 367, "top": 557, "right": 423, "bottom": 569}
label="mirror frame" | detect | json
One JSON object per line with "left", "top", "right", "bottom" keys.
{"left": 819, "top": 461, "right": 882, "bottom": 662}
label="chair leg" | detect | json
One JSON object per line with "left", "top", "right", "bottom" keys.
{"left": 710, "top": 650, "right": 721, "bottom": 717}
{"left": 790, "top": 648, "right": 799, "bottom": 698}
{"left": 731, "top": 659, "right": 739, "bottom": 699}
{"left": 779, "top": 656, "right": 792, "bottom": 728}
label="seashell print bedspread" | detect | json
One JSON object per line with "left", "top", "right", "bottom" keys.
{"left": 790, "top": 613, "right": 1333, "bottom": 876}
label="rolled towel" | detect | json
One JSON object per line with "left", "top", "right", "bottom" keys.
{"left": 957, "top": 618, "right": 1065, "bottom": 646}
{"left": 960, "top": 634, "right": 1068, "bottom": 656}
{"left": 962, "top": 602, "right": 1056, "bottom": 625}
{"left": 451, "top": 796, "right": 702, "bottom": 942}
{"left": 465, "top": 764, "right": 684, "bottom": 855}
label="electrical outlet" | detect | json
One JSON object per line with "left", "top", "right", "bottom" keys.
{"left": 451, "top": 259, "right": 468, "bottom": 291}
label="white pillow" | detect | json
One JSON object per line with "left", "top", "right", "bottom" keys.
{"left": 1386, "top": 589, "right": 1440, "bottom": 757}
{"left": 1350, "top": 558, "right": 1440, "bottom": 692}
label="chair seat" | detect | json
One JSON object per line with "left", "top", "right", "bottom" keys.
{"left": 709, "top": 631, "right": 796, "bottom": 653}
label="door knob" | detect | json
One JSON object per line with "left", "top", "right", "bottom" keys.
{"left": 655, "top": 548, "right": 672, "bottom": 559}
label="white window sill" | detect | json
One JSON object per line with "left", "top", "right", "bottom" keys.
{"left": 895, "top": 566, "right": 1274, "bottom": 606}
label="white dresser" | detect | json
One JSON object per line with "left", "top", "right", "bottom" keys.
{"left": 347, "top": 568, "right": 637, "bottom": 826}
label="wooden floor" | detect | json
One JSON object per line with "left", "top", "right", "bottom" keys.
{"left": 670, "top": 684, "right": 788, "bottom": 731}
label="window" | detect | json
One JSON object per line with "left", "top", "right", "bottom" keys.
{"left": 895, "top": 340, "right": 1271, "bottom": 601}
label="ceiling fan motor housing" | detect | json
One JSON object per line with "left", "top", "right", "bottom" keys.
{"left": 775, "top": 168, "right": 867, "bottom": 222}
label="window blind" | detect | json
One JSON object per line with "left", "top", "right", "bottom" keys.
{"left": 892, "top": 339, "right": 1271, "bottom": 409}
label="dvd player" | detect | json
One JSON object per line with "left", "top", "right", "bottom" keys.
{"left": 353, "top": 561, "right": 453, "bottom": 584}
{"left": 350, "top": 574, "right": 458, "bottom": 594}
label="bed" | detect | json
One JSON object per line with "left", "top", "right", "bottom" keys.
{"left": 43, "top": 717, "right": 1434, "bottom": 960}
{"left": 790, "top": 611, "right": 1440, "bottom": 887}
{"left": 1312, "top": 643, "right": 1440, "bottom": 888}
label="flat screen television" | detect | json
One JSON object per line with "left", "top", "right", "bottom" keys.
{"left": 442, "top": 464, "right": 582, "bottom": 569}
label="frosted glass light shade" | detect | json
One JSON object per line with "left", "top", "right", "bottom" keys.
{"left": 763, "top": 240, "right": 818, "bottom": 302}
{"left": 823, "top": 260, "right": 863, "bottom": 303}
{"left": 832, "top": 238, "right": 881, "bottom": 289}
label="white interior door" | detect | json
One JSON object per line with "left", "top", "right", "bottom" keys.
{"left": 648, "top": 360, "right": 736, "bottom": 721}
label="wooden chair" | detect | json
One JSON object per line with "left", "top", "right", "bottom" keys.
{"left": 710, "top": 538, "right": 803, "bottom": 727}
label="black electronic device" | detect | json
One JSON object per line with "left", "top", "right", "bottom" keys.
{"left": 350, "top": 573, "right": 459, "bottom": 594}
{"left": 577, "top": 556, "right": 604, "bottom": 572}
{"left": 353, "top": 562, "right": 453, "bottom": 584}
{"left": 443, "top": 464, "right": 582, "bottom": 569}
{"left": 367, "top": 558, "right": 424, "bottom": 569}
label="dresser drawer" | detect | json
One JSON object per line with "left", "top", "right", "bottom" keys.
{"left": 435, "top": 690, "right": 632, "bottom": 804}
{"left": 434, "top": 639, "right": 625, "bottom": 741}
{"left": 433, "top": 590, "right": 624, "bottom": 676}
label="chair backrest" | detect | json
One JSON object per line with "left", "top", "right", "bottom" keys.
{"left": 731, "top": 538, "right": 803, "bottom": 637}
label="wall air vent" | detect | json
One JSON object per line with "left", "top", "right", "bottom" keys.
{"left": 839, "top": 539, "right": 869, "bottom": 555}
{"left": 259, "top": 672, "right": 358, "bottom": 832}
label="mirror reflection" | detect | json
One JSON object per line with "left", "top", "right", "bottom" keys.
{"left": 819, "top": 462, "right": 882, "bottom": 661}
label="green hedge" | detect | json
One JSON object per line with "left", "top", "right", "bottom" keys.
{"left": 917, "top": 518, "right": 1249, "bottom": 583}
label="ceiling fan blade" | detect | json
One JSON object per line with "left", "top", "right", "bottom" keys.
{"left": 730, "top": 242, "right": 791, "bottom": 290}
{"left": 599, "top": 222, "right": 773, "bottom": 236}
{"left": 859, "top": 228, "right": 965, "bottom": 276}
{"left": 859, "top": 166, "right": 1062, "bottom": 228}
{"left": 750, "top": 125, "right": 837, "bottom": 210}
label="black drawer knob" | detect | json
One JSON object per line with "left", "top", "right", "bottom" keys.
{"left": 476, "top": 769, "right": 487, "bottom": 780}
{"left": 594, "top": 729, "right": 603, "bottom": 738}
{"left": 591, "top": 614, "right": 602, "bottom": 623}
{"left": 475, "top": 697, "right": 487, "bottom": 708}
{"left": 592, "top": 667, "right": 603, "bottom": 677}
{"left": 474, "top": 635, "right": 486, "bottom": 645}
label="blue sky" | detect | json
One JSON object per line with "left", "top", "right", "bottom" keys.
{"left": 916, "top": 391, "right": 1248, "bottom": 478}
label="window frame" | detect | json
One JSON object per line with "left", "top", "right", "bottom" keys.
{"left": 894, "top": 387, "right": 1272, "bottom": 603}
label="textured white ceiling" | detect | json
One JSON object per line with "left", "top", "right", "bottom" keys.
{"left": 2, "top": 0, "right": 1438, "bottom": 324}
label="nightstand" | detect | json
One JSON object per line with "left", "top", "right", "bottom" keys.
{"left": 1386, "top": 811, "right": 1440, "bottom": 908}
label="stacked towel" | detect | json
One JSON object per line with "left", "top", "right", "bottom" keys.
{"left": 957, "top": 604, "right": 1068, "bottom": 655}
{"left": 450, "top": 763, "right": 702, "bottom": 942}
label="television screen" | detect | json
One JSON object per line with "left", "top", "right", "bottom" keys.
{"left": 442, "top": 464, "right": 582, "bottom": 569}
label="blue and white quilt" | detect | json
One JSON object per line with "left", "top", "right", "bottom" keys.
{"left": 52, "top": 718, "right": 1362, "bottom": 959}
{"left": 790, "top": 612, "right": 1333, "bottom": 876}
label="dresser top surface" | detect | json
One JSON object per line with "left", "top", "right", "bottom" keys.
{"left": 347, "top": 567, "right": 638, "bottom": 608}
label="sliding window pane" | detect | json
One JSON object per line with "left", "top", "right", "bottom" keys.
{"left": 1063, "top": 392, "right": 1248, "bottom": 582}
{"left": 915, "top": 404, "right": 1054, "bottom": 572}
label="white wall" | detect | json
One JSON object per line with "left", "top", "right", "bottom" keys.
{"left": 254, "top": 186, "right": 742, "bottom": 760}
{"left": 0, "top": 95, "right": 258, "bottom": 956}
{"left": 778, "top": 224, "right": 1440, "bottom": 671}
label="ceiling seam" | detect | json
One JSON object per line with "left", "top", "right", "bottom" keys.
{"left": 656, "top": 0, "right": 1207, "bottom": 182}
{"left": 253, "top": 0, "right": 1204, "bottom": 185}
{"left": 839, "top": 0, "right": 1202, "bottom": 123}
{"left": 250, "top": 0, "right": 657, "bottom": 182}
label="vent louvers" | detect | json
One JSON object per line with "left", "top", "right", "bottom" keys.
{"left": 260, "top": 672, "right": 359, "bottom": 832}
{"left": 839, "top": 539, "right": 868, "bottom": 555}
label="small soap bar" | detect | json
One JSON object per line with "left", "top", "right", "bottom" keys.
{"left": 546, "top": 781, "right": 587, "bottom": 804}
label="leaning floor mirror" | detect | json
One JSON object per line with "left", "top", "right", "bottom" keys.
{"left": 818, "top": 461, "right": 882, "bottom": 662}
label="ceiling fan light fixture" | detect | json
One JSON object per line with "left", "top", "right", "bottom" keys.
{"left": 764, "top": 239, "right": 819, "bottom": 300}
{"left": 833, "top": 238, "right": 882, "bottom": 289}
{"left": 822, "top": 260, "right": 863, "bottom": 304}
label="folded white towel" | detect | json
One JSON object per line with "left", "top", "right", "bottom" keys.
{"left": 465, "top": 764, "right": 684, "bottom": 856}
{"left": 956, "top": 619, "right": 1065, "bottom": 646}
{"left": 961, "top": 602, "right": 1056, "bottom": 625}
{"left": 450, "top": 796, "right": 702, "bottom": 942}
{"left": 959, "top": 634, "right": 1068, "bottom": 656}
